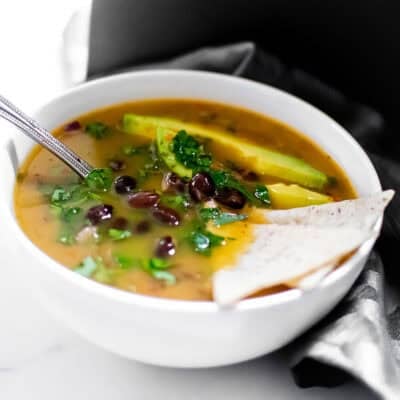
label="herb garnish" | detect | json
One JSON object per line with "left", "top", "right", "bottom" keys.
{"left": 121, "top": 144, "right": 148, "bottom": 156}
{"left": 108, "top": 228, "right": 132, "bottom": 241}
{"left": 170, "top": 130, "right": 270, "bottom": 207}
{"left": 60, "top": 207, "right": 82, "bottom": 222}
{"left": 254, "top": 184, "right": 270, "bottom": 205}
{"left": 199, "top": 207, "right": 247, "bottom": 226}
{"left": 84, "top": 168, "right": 113, "bottom": 192}
{"left": 160, "top": 194, "right": 191, "bottom": 210}
{"left": 208, "top": 169, "right": 270, "bottom": 207}
{"left": 114, "top": 254, "right": 138, "bottom": 269}
{"left": 74, "top": 256, "right": 115, "bottom": 283}
{"left": 51, "top": 187, "right": 72, "bottom": 203}
{"left": 113, "top": 254, "right": 176, "bottom": 284}
{"left": 189, "top": 228, "right": 226, "bottom": 255}
{"left": 85, "top": 122, "right": 110, "bottom": 139}
{"left": 58, "top": 231, "right": 76, "bottom": 245}
{"left": 74, "top": 256, "right": 98, "bottom": 277}
{"left": 151, "top": 270, "right": 176, "bottom": 285}
{"left": 172, "top": 130, "right": 212, "bottom": 171}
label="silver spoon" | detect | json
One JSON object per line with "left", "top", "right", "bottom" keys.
{"left": 0, "top": 94, "right": 93, "bottom": 178}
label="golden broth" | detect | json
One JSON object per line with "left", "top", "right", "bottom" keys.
{"left": 14, "top": 99, "right": 355, "bottom": 301}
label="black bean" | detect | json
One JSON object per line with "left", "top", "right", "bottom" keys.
{"left": 86, "top": 204, "right": 113, "bottom": 225}
{"left": 111, "top": 217, "right": 129, "bottom": 230}
{"left": 188, "top": 172, "right": 215, "bottom": 202}
{"left": 135, "top": 220, "right": 151, "bottom": 234}
{"left": 155, "top": 236, "right": 176, "bottom": 257}
{"left": 64, "top": 120, "right": 81, "bottom": 131}
{"left": 114, "top": 175, "right": 137, "bottom": 194}
{"left": 128, "top": 191, "right": 160, "bottom": 208}
{"left": 215, "top": 188, "right": 246, "bottom": 209}
{"left": 109, "top": 159, "right": 126, "bottom": 172}
{"left": 152, "top": 205, "right": 181, "bottom": 226}
{"left": 162, "top": 172, "right": 186, "bottom": 193}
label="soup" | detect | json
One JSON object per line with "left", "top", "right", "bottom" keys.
{"left": 14, "top": 99, "right": 355, "bottom": 301}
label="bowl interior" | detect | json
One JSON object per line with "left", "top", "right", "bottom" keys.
{"left": 0, "top": 70, "right": 382, "bottom": 309}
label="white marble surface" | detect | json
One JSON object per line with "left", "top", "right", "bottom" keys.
{"left": 0, "top": 1, "right": 376, "bottom": 399}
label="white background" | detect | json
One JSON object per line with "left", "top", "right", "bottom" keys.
{"left": 0, "top": 1, "right": 376, "bottom": 399}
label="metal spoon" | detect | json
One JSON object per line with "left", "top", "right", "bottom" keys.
{"left": 0, "top": 94, "right": 93, "bottom": 178}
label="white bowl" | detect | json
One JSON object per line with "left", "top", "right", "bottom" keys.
{"left": 0, "top": 70, "right": 381, "bottom": 368}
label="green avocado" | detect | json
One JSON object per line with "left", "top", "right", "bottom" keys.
{"left": 156, "top": 127, "right": 193, "bottom": 179}
{"left": 122, "top": 114, "right": 329, "bottom": 190}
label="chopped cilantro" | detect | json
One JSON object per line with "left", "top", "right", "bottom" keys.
{"left": 114, "top": 254, "right": 137, "bottom": 269}
{"left": 148, "top": 257, "right": 170, "bottom": 270}
{"left": 121, "top": 144, "right": 148, "bottom": 156}
{"left": 254, "top": 185, "right": 270, "bottom": 205}
{"left": 113, "top": 254, "right": 176, "bottom": 284}
{"left": 38, "top": 183, "right": 56, "bottom": 196}
{"left": 208, "top": 169, "right": 270, "bottom": 207}
{"left": 189, "top": 228, "right": 225, "bottom": 255}
{"left": 58, "top": 231, "right": 76, "bottom": 245}
{"left": 160, "top": 194, "right": 190, "bottom": 210}
{"left": 74, "top": 256, "right": 98, "bottom": 277}
{"left": 199, "top": 208, "right": 220, "bottom": 221}
{"left": 172, "top": 130, "right": 212, "bottom": 171}
{"left": 75, "top": 256, "right": 115, "bottom": 283}
{"left": 61, "top": 207, "right": 81, "bottom": 222}
{"left": 199, "top": 207, "right": 247, "bottom": 226}
{"left": 51, "top": 187, "right": 72, "bottom": 203}
{"left": 85, "top": 122, "right": 110, "bottom": 139}
{"left": 145, "top": 257, "right": 175, "bottom": 283}
{"left": 151, "top": 270, "right": 176, "bottom": 285}
{"left": 84, "top": 168, "right": 113, "bottom": 192}
{"left": 93, "top": 263, "right": 115, "bottom": 283}
{"left": 108, "top": 228, "right": 132, "bottom": 241}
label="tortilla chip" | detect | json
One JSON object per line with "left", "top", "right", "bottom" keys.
{"left": 213, "top": 190, "right": 394, "bottom": 305}
{"left": 213, "top": 224, "right": 371, "bottom": 304}
{"left": 264, "top": 190, "right": 394, "bottom": 230}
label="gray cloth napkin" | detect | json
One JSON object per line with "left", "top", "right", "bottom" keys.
{"left": 86, "top": 6, "right": 400, "bottom": 395}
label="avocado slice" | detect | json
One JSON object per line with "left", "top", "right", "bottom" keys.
{"left": 267, "top": 183, "right": 332, "bottom": 209}
{"left": 122, "top": 114, "right": 329, "bottom": 190}
{"left": 152, "top": 125, "right": 332, "bottom": 208}
{"left": 156, "top": 127, "right": 193, "bottom": 178}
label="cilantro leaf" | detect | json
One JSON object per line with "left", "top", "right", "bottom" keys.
{"left": 108, "top": 228, "right": 132, "bottom": 241}
{"left": 51, "top": 187, "right": 72, "bottom": 203}
{"left": 160, "top": 194, "right": 191, "bottom": 210}
{"left": 85, "top": 122, "right": 110, "bottom": 139}
{"left": 121, "top": 144, "right": 148, "bottom": 156}
{"left": 61, "top": 207, "right": 81, "bottom": 222}
{"left": 74, "top": 256, "right": 98, "bottom": 277}
{"left": 199, "top": 207, "right": 247, "bottom": 226}
{"left": 114, "top": 254, "right": 137, "bottom": 269}
{"left": 113, "top": 254, "right": 176, "bottom": 284}
{"left": 75, "top": 256, "right": 115, "bottom": 283}
{"left": 189, "top": 228, "right": 225, "bottom": 255}
{"left": 172, "top": 130, "right": 212, "bottom": 170}
{"left": 148, "top": 257, "right": 171, "bottom": 270}
{"left": 208, "top": 169, "right": 270, "bottom": 207}
{"left": 254, "top": 184, "right": 270, "bottom": 205}
{"left": 84, "top": 168, "right": 113, "bottom": 192}
{"left": 150, "top": 270, "right": 176, "bottom": 285}
{"left": 58, "top": 231, "right": 76, "bottom": 245}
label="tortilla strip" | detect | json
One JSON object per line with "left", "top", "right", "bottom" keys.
{"left": 213, "top": 224, "right": 371, "bottom": 305}
{"left": 213, "top": 190, "right": 394, "bottom": 304}
{"left": 264, "top": 190, "right": 394, "bottom": 230}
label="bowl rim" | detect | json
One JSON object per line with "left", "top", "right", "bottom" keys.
{"left": 6, "top": 69, "right": 382, "bottom": 313}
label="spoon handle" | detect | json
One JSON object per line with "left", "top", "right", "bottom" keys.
{"left": 0, "top": 94, "right": 93, "bottom": 178}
